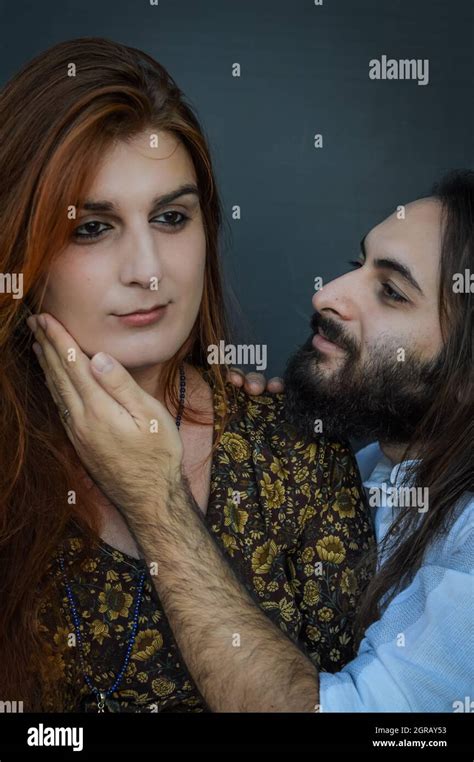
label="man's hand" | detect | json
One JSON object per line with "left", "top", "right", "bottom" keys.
{"left": 27, "top": 312, "right": 183, "bottom": 522}
{"left": 28, "top": 313, "right": 319, "bottom": 712}
{"left": 227, "top": 368, "right": 284, "bottom": 395}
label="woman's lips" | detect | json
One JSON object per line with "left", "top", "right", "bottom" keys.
{"left": 115, "top": 305, "right": 168, "bottom": 327}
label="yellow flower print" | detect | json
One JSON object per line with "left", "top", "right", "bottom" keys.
{"left": 259, "top": 473, "right": 286, "bottom": 508}
{"left": 270, "top": 458, "right": 290, "bottom": 480}
{"left": 306, "top": 626, "right": 322, "bottom": 642}
{"left": 262, "top": 597, "right": 296, "bottom": 622}
{"left": 98, "top": 583, "right": 134, "bottom": 620}
{"left": 303, "top": 580, "right": 320, "bottom": 606}
{"left": 213, "top": 392, "right": 229, "bottom": 420}
{"left": 132, "top": 629, "right": 164, "bottom": 661}
{"left": 341, "top": 568, "right": 358, "bottom": 595}
{"left": 53, "top": 626, "right": 74, "bottom": 650}
{"left": 89, "top": 619, "right": 110, "bottom": 645}
{"left": 294, "top": 465, "right": 309, "bottom": 483}
{"left": 339, "top": 632, "right": 351, "bottom": 646}
{"left": 221, "top": 533, "right": 239, "bottom": 556}
{"left": 333, "top": 487, "right": 357, "bottom": 518}
{"left": 279, "top": 598, "right": 296, "bottom": 622}
{"left": 221, "top": 432, "right": 251, "bottom": 462}
{"left": 301, "top": 547, "right": 315, "bottom": 563}
{"left": 223, "top": 500, "right": 249, "bottom": 533}
{"left": 301, "top": 504, "right": 316, "bottom": 522}
{"left": 152, "top": 677, "right": 175, "bottom": 697}
{"left": 302, "top": 442, "right": 318, "bottom": 462}
{"left": 251, "top": 539, "right": 278, "bottom": 574}
{"left": 318, "top": 607, "right": 334, "bottom": 622}
{"left": 81, "top": 558, "right": 97, "bottom": 573}
{"left": 253, "top": 576, "right": 265, "bottom": 592}
{"left": 247, "top": 398, "right": 274, "bottom": 421}
{"left": 316, "top": 535, "right": 346, "bottom": 564}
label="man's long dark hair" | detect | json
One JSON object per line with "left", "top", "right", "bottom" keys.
{"left": 355, "top": 170, "right": 474, "bottom": 642}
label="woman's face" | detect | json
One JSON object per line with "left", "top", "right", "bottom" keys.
{"left": 41, "top": 130, "right": 206, "bottom": 372}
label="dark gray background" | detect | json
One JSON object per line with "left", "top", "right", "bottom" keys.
{"left": 1, "top": 0, "right": 472, "bottom": 376}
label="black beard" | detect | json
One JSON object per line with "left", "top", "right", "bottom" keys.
{"left": 283, "top": 313, "right": 445, "bottom": 445}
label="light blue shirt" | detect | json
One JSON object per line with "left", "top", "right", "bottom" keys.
{"left": 319, "top": 442, "right": 474, "bottom": 712}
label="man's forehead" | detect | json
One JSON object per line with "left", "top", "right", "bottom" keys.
{"left": 364, "top": 197, "right": 443, "bottom": 277}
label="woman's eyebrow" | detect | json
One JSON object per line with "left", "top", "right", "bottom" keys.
{"left": 80, "top": 183, "right": 200, "bottom": 212}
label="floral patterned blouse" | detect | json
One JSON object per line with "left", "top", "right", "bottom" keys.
{"left": 39, "top": 372, "right": 374, "bottom": 712}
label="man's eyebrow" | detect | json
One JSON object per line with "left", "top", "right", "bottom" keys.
{"left": 359, "top": 234, "right": 424, "bottom": 296}
{"left": 80, "top": 183, "right": 200, "bottom": 212}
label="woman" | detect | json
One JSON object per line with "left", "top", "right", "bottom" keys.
{"left": 0, "top": 37, "right": 374, "bottom": 712}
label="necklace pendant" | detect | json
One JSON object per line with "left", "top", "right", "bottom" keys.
{"left": 97, "top": 691, "right": 107, "bottom": 713}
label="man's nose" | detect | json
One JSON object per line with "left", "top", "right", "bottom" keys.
{"left": 312, "top": 270, "right": 358, "bottom": 321}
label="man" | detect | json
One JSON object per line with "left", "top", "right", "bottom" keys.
{"left": 30, "top": 170, "right": 473, "bottom": 711}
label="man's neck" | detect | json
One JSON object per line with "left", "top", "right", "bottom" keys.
{"left": 379, "top": 441, "right": 411, "bottom": 466}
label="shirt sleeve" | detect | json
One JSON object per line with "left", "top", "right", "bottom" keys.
{"left": 319, "top": 517, "right": 474, "bottom": 712}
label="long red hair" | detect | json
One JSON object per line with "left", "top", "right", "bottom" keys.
{"left": 0, "top": 37, "right": 237, "bottom": 710}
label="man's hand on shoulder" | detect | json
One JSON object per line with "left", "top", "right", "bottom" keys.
{"left": 227, "top": 368, "right": 284, "bottom": 396}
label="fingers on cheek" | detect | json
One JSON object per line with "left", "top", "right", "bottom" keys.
{"left": 34, "top": 348, "right": 54, "bottom": 390}
{"left": 44, "top": 375, "right": 61, "bottom": 407}
{"left": 39, "top": 361, "right": 61, "bottom": 405}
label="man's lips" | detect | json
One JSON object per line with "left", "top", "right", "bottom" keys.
{"left": 312, "top": 327, "right": 344, "bottom": 352}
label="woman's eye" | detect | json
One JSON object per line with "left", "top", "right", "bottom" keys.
{"left": 72, "top": 211, "right": 189, "bottom": 242}
{"left": 153, "top": 211, "right": 189, "bottom": 229}
{"left": 382, "top": 283, "right": 408, "bottom": 303}
{"left": 73, "top": 221, "right": 111, "bottom": 240}
{"left": 348, "top": 259, "right": 363, "bottom": 269}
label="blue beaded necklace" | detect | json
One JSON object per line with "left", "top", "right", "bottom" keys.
{"left": 57, "top": 364, "right": 186, "bottom": 713}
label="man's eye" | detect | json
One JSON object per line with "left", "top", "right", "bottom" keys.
{"left": 348, "top": 259, "right": 363, "bottom": 269}
{"left": 382, "top": 283, "right": 408, "bottom": 303}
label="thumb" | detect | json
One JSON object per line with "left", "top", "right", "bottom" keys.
{"left": 90, "top": 352, "right": 144, "bottom": 412}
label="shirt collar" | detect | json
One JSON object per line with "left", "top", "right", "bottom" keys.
{"left": 361, "top": 448, "right": 420, "bottom": 490}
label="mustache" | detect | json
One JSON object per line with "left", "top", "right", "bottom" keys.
{"left": 309, "top": 311, "right": 359, "bottom": 355}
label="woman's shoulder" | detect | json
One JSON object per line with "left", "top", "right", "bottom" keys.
{"left": 214, "top": 377, "right": 359, "bottom": 475}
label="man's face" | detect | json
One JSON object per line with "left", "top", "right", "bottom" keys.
{"left": 284, "top": 198, "right": 446, "bottom": 444}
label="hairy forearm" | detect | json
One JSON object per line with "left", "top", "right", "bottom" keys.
{"left": 130, "top": 474, "right": 319, "bottom": 712}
